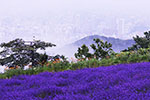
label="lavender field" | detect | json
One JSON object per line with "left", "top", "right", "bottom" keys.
{"left": 1, "top": 62, "right": 150, "bottom": 100}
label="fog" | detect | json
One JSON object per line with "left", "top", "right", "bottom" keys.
{"left": 0, "top": 0, "right": 150, "bottom": 72}
{"left": 0, "top": 0, "right": 150, "bottom": 44}
{"left": 0, "top": 0, "right": 150, "bottom": 15}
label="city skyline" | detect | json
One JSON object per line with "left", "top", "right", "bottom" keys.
{"left": 0, "top": 0, "right": 149, "bottom": 47}
{"left": 0, "top": 14, "right": 148, "bottom": 47}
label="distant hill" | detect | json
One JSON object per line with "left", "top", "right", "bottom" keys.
{"left": 48, "top": 35, "right": 135, "bottom": 58}
{"left": 72, "top": 35, "right": 135, "bottom": 52}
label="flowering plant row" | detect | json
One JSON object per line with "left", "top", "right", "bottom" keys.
{"left": 1, "top": 62, "right": 150, "bottom": 99}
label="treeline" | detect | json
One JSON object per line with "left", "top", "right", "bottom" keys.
{"left": 74, "top": 31, "right": 150, "bottom": 60}
{"left": 0, "top": 31, "right": 150, "bottom": 78}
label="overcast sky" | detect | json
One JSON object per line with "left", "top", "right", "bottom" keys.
{"left": 0, "top": 0, "right": 149, "bottom": 16}
{"left": 0, "top": 0, "right": 150, "bottom": 46}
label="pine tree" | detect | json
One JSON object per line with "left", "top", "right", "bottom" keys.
{"left": 0, "top": 38, "right": 56, "bottom": 69}
{"left": 122, "top": 31, "right": 150, "bottom": 51}
{"left": 90, "top": 38, "right": 113, "bottom": 59}
{"left": 75, "top": 44, "right": 93, "bottom": 60}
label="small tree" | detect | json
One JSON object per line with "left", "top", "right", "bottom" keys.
{"left": 90, "top": 38, "right": 113, "bottom": 59}
{"left": 134, "top": 31, "right": 150, "bottom": 48}
{"left": 122, "top": 31, "right": 150, "bottom": 52}
{"left": 0, "top": 38, "right": 56, "bottom": 69}
{"left": 74, "top": 44, "right": 93, "bottom": 60}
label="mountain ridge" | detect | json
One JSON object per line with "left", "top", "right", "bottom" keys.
{"left": 48, "top": 35, "right": 135, "bottom": 58}
{"left": 71, "top": 35, "right": 135, "bottom": 52}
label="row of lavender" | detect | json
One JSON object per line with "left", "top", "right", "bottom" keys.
{"left": 1, "top": 62, "right": 150, "bottom": 100}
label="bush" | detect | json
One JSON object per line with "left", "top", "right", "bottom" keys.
{"left": 85, "top": 59, "right": 100, "bottom": 68}
{"left": 2, "top": 47, "right": 150, "bottom": 79}
{"left": 70, "top": 61, "right": 86, "bottom": 70}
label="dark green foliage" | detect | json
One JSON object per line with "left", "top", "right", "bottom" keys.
{"left": 50, "top": 55, "right": 69, "bottom": 65}
{"left": 1, "top": 48, "right": 150, "bottom": 79}
{"left": 61, "top": 55, "right": 68, "bottom": 62}
{"left": 2, "top": 35, "right": 150, "bottom": 79}
{"left": 90, "top": 38, "right": 113, "bottom": 59}
{"left": 52, "top": 55, "right": 68, "bottom": 61}
{"left": 75, "top": 44, "right": 93, "bottom": 60}
{"left": 134, "top": 31, "right": 150, "bottom": 48}
{"left": 122, "top": 31, "right": 150, "bottom": 51}
{"left": 39, "top": 53, "right": 48, "bottom": 66}
{"left": 0, "top": 38, "right": 56, "bottom": 69}
{"left": 74, "top": 38, "right": 113, "bottom": 60}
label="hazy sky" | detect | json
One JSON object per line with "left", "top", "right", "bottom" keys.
{"left": 0, "top": 0, "right": 149, "bottom": 16}
{"left": 0, "top": 0, "right": 150, "bottom": 46}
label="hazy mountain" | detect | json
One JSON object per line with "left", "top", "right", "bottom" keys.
{"left": 73, "top": 35, "right": 135, "bottom": 52}
{"left": 49, "top": 35, "right": 135, "bottom": 58}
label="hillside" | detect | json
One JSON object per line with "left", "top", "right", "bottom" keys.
{"left": 1, "top": 62, "right": 150, "bottom": 99}
{"left": 51, "top": 35, "right": 135, "bottom": 58}
{"left": 73, "top": 35, "right": 135, "bottom": 52}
